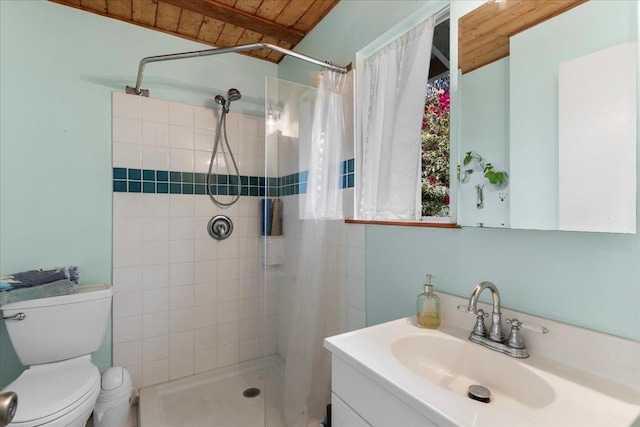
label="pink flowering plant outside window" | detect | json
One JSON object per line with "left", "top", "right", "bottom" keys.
{"left": 421, "top": 77, "right": 450, "bottom": 217}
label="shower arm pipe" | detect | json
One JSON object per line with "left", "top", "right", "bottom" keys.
{"left": 126, "top": 43, "right": 352, "bottom": 96}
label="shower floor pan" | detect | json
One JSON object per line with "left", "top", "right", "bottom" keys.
{"left": 139, "top": 357, "right": 285, "bottom": 427}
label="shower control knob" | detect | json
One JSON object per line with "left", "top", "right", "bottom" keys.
{"left": 208, "top": 215, "right": 233, "bottom": 240}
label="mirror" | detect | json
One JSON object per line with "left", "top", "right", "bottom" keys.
{"left": 457, "top": 0, "right": 637, "bottom": 233}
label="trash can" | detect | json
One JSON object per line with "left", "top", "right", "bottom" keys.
{"left": 93, "top": 367, "right": 133, "bottom": 427}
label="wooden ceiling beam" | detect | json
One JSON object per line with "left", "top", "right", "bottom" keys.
{"left": 158, "top": 0, "right": 306, "bottom": 44}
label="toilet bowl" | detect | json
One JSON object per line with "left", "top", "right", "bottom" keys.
{"left": 0, "top": 285, "right": 112, "bottom": 427}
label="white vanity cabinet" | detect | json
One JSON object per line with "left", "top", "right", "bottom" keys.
{"left": 330, "top": 355, "right": 442, "bottom": 427}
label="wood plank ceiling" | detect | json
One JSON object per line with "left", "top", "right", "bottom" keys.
{"left": 459, "top": 0, "right": 588, "bottom": 74}
{"left": 49, "top": 0, "right": 340, "bottom": 63}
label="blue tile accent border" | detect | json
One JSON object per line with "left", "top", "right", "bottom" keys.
{"left": 112, "top": 158, "right": 354, "bottom": 196}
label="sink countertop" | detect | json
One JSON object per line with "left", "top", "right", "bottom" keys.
{"left": 324, "top": 315, "right": 640, "bottom": 427}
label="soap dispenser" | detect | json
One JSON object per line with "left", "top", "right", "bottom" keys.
{"left": 416, "top": 274, "right": 441, "bottom": 329}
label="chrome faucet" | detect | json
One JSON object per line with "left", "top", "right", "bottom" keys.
{"left": 458, "top": 281, "right": 548, "bottom": 359}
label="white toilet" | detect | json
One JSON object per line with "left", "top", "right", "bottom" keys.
{"left": 0, "top": 284, "right": 112, "bottom": 427}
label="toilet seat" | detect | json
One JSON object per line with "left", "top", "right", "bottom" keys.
{"left": 3, "top": 360, "right": 100, "bottom": 426}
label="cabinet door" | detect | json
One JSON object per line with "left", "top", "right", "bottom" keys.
{"left": 332, "top": 393, "right": 372, "bottom": 427}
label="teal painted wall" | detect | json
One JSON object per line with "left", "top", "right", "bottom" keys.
{"left": 277, "top": 0, "right": 640, "bottom": 341}
{"left": 0, "top": 1, "right": 276, "bottom": 388}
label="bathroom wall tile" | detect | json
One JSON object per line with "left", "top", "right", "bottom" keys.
{"left": 114, "top": 218, "right": 143, "bottom": 243}
{"left": 194, "top": 128, "right": 215, "bottom": 152}
{"left": 217, "top": 259, "right": 238, "bottom": 281}
{"left": 239, "top": 297, "right": 260, "bottom": 321}
{"left": 239, "top": 338, "right": 261, "bottom": 362}
{"left": 170, "top": 330, "right": 194, "bottom": 356}
{"left": 194, "top": 106, "right": 217, "bottom": 130}
{"left": 170, "top": 285, "right": 194, "bottom": 310}
{"left": 347, "top": 306, "right": 366, "bottom": 332}
{"left": 225, "top": 112, "right": 239, "bottom": 134}
{"left": 238, "top": 318, "right": 260, "bottom": 341}
{"left": 217, "top": 343, "right": 238, "bottom": 367}
{"left": 141, "top": 97, "right": 168, "bottom": 123}
{"left": 169, "top": 308, "right": 194, "bottom": 333}
{"left": 194, "top": 282, "right": 218, "bottom": 306}
{"left": 347, "top": 247, "right": 365, "bottom": 280}
{"left": 169, "top": 353, "right": 194, "bottom": 380}
{"left": 194, "top": 305, "right": 217, "bottom": 329}
{"left": 170, "top": 217, "right": 195, "bottom": 240}
{"left": 217, "top": 238, "right": 239, "bottom": 260}
{"left": 113, "top": 117, "right": 141, "bottom": 144}
{"left": 142, "top": 218, "right": 170, "bottom": 241}
{"left": 346, "top": 224, "right": 365, "bottom": 249}
{"left": 143, "top": 288, "right": 169, "bottom": 314}
{"left": 194, "top": 195, "right": 218, "bottom": 217}
{"left": 194, "top": 239, "right": 217, "bottom": 262}
{"left": 113, "top": 267, "right": 142, "bottom": 294}
{"left": 113, "top": 92, "right": 140, "bottom": 120}
{"left": 195, "top": 348, "right": 217, "bottom": 374}
{"left": 238, "top": 114, "right": 265, "bottom": 137}
{"left": 142, "top": 359, "right": 169, "bottom": 387}
{"left": 142, "top": 240, "right": 169, "bottom": 266}
{"left": 238, "top": 257, "right": 259, "bottom": 279}
{"left": 113, "top": 242, "right": 142, "bottom": 268}
{"left": 113, "top": 292, "right": 142, "bottom": 319}
{"left": 113, "top": 142, "right": 142, "bottom": 169}
{"left": 113, "top": 315, "right": 142, "bottom": 344}
{"left": 143, "top": 311, "right": 169, "bottom": 338}
{"left": 237, "top": 198, "right": 258, "bottom": 217}
{"left": 238, "top": 238, "right": 259, "bottom": 259}
{"left": 261, "top": 334, "right": 277, "bottom": 356}
{"left": 143, "top": 335, "right": 169, "bottom": 362}
{"left": 169, "top": 262, "right": 194, "bottom": 287}
{"left": 193, "top": 216, "right": 211, "bottom": 240}
{"left": 194, "top": 150, "right": 212, "bottom": 174}
{"left": 265, "top": 315, "right": 277, "bottom": 336}
{"left": 217, "top": 321, "right": 238, "bottom": 345}
{"left": 114, "top": 193, "right": 142, "bottom": 218}
{"left": 169, "top": 102, "right": 193, "bottom": 127}
{"left": 195, "top": 260, "right": 217, "bottom": 284}
{"left": 218, "top": 301, "right": 239, "bottom": 325}
{"left": 237, "top": 216, "right": 259, "bottom": 238}
{"left": 169, "top": 148, "right": 194, "bottom": 172}
{"left": 169, "top": 194, "right": 195, "bottom": 217}
{"left": 263, "top": 295, "right": 277, "bottom": 317}
{"left": 170, "top": 240, "right": 194, "bottom": 264}
{"left": 169, "top": 125, "right": 194, "bottom": 150}
{"left": 347, "top": 277, "right": 366, "bottom": 311}
{"left": 142, "top": 121, "right": 169, "bottom": 147}
{"left": 239, "top": 278, "right": 260, "bottom": 299}
{"left": 113, "top": 340, "right": 142, "bottom": 367}
{"left": 142, "top": 264, "right": 169, "bottom": 290}
{"left": 194, "top": 326, "right": 218, "bottom": 351}
{"left": 142, "top": 146, "right": 169, "bottom": 170}
{"left": 217, "top": 280, "right": 239, "bottom": 303}
{"left": 142, "top": 194, "right": 170, "bottom": 218}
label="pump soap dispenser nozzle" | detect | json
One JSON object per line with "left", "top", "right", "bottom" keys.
{"left": 416, "top": 274, "right": 441, "bottom": 329}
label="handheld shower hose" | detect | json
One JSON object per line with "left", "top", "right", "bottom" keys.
{"left": 208, "top": 88, "right": 242, "bottom": 207}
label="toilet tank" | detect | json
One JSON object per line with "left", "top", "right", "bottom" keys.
{"left": 0, "top": 284, "right": 112, "bottom": 365}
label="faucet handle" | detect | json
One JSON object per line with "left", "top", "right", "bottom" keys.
{"left": 472, "top": 308, "right": 489, "bottom": 336}
{"left": 506, "top": 318, "right": 549, "bottom": 334}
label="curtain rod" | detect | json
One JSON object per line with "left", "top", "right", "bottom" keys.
{"left": 126, "top": 43, "right": 352, "bottom": 96}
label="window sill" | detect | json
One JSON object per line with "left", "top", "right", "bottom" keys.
{"left": 344, "top": 219, "right": 460, "bottom": 229}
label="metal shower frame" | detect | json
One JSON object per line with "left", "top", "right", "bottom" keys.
{"left": 126, "top": 42, "right": 352, "bottom": 96}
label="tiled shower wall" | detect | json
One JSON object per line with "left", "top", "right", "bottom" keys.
{"left": 111, "top": 93, "right": 271, "bottom": 388}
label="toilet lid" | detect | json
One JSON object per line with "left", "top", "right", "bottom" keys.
{"left": 3, "top": 362, "right": 100, "bottom": 424}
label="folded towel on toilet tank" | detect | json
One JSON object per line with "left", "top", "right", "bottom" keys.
{"left": 0, "top": 279, "right": 76, "bottom": 305}
{"left": 0, "top": 266, "right": 79, "bottom": 291}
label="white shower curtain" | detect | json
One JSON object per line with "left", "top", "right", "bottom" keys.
{"left": 358, "top": 18, "right": 435, "bottom": 220}
{"left": 283, "top": 70, "right": 346, "bottom": 427}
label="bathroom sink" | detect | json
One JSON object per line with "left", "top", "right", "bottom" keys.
{"left": 325, "top": 315, "right": 640, "bottom": 427}
{"left": 391, "top": 334, "right": 555, "bottom": 410}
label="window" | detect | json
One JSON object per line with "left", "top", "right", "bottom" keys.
{"left": 421, "top": 19, "right": 450, "bottom": 219}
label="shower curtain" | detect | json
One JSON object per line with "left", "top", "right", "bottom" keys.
{"left": 282, "top": 70, "right": 346, "bottom": 427}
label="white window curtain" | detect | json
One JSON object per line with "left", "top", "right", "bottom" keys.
{"left": 357, "top": 17, "right": 435, "bottom": 220}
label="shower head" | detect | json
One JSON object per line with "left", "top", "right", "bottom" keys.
{"left": 227, "top": 88, "right": 241, "bottom": 102}
{"left": 215, "top": 94, "right": 226, "bottom": 106}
